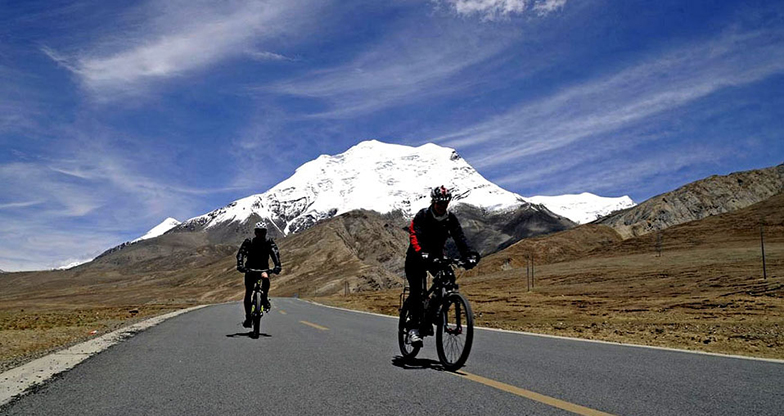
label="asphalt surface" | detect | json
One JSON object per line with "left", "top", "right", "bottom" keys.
{"left": 2, "top": 298, "right": 782, "bottom": 415}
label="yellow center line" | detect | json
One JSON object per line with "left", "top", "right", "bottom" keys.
{"left": 279, "top": 310, "right": 287, "bottom": 315}
{"left": 299, "top": 320, "right": 329, "bottom": 331}
{"left": 453, "top": 371, "right": 616, "bottom": 416}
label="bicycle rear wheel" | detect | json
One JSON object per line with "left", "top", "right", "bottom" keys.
{"left": 252, "top": 292, "right": 262, "bottom": 338}
{"left": 436, "top": 292, "right": 473, "bottom": 371}
{"left": 398, "top": 301, "right": 420, "bottom": 359}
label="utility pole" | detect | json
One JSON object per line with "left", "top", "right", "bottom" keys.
{"left": 526, "top": 257, "right": 530, "bottom": 292}
{"left": 761, "top": 223, "right": 767, "bottom": 280}
{"left": 531, "top": 254, "right": 535, "bottom": 290}
{"left": 656, "top": 231, "right": 662, "bottom": 257}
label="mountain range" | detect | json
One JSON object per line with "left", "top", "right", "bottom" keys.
{"left": 15, "top": 140, "right": 780, "bottom": 300}
{"left": 1, "top": 144, "right": 780, "bottom": 301}
{"left": 117, "top": 141, "right": 631, "bottom": 250}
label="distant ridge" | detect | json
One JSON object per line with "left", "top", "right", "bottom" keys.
{"left": 598, "top": 164, "right": 784, "bottom": 238}
{"left": 97, "top": 217, "right": 183, "bottom": 259}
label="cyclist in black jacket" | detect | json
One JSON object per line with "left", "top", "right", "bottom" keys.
{"left": 405, "top": 186, "right": 479, "bottom": 346}
{"left": 237, "top": 221, "right": 282, "bottom": 328}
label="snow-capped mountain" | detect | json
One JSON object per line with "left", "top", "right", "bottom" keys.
{"left": 95, "top": 217, "right": 183, "bottom": 260}
{"left": 527, "top": 193, "right": 635, "bottom": 224}
{"left": 131, "top": 217, "right": 182, "bottom": 243}
{"left": 55, "top": 259, "right": 92, "bottom": 270}
{"left": 182, "top": 140, "right": 531, "bottom": 235}
{"left": 180, "top": 140, "right": 634, "bottom": 236}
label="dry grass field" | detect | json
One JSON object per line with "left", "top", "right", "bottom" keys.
{"left": 317, "top": 244, "right": 783, "bottom": 359}
{"left": 0, "top": 259, "right": 245, "bottom": 372}
{"left": 0, "top": 305, "right": 187, "bottom": 372}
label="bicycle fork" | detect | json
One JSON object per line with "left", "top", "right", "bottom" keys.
{"left": 444, "top": 297, "right": 463, "bottom": 335}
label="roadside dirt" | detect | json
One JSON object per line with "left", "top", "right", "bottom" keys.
{"left": 0, "top": 305, "right": 189, "bottom": 372}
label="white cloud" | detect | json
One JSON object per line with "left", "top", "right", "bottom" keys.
{"left": 0, "top": 200, "right": 45, "bottom": 210}
{"left": 0, "top": 135, "right": 247, "bottom": 271}
{"left": 0, "top": 64, "right": 44, "bottom": 135}
{"left": 43, "top": 0, "right": 323, "bottom": 98}
{"left": 439, "top": 0, "right": 567, "bottom": 20}
{"left": 532, "top": 0, "right": 567, "bottom": 16}
{"left": 0, "top": 162, "right": 104, "bottom": 217}
{"left": 493, "top": 140, "right": 730, "bottom": 197}
{"left": 246, "top": 50, "right": 296, "bottom": 62}
{"left": 438, "top": 29, "right": 784, "bottom": 171}
{"left": 0, "top": 219, "right": 118, "bottom": 272}
{"left": 267, "top": 24, "right": 513, "bottom": 118}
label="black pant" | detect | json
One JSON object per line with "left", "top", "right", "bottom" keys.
{"left": 244, "top": 272, "right": 270, "bottom": 318}
{"left": 404, "top": 253, "right": 439, "bottom": 332}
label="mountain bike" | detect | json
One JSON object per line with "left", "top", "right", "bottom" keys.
{"left": 246, "top": 268, "right": 275, "bottom": 338}
{"left": 398, "top": 258, "right": 474, "bottom": 371}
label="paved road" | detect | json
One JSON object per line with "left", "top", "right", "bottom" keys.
{"left": 2, "top": 299, "right": 782, "bottom": 415}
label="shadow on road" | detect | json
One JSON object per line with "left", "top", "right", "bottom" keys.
{"left": 226, "top": 332, "right": 272, "bottom": 339}
{"left": 391, "top": 355, "right": 445, "bottom": 371}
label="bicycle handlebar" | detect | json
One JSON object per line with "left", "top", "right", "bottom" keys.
{"left": 244, "top": 268, "right": 279, "bottom": 275}
{"left": 432, "top": 257, "right": 469, "bottom": 268}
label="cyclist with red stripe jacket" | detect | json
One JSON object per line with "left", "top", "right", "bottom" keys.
{"left": 405, "top": 185, "right": 480, "bottom": 347}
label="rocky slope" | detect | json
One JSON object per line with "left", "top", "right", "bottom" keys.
{"left": 598, "top": 164, "right": 784, "bottom": 238}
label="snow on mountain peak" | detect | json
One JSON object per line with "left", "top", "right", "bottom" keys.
{"left": 184, "top": 140, "right": 527, "bottom": 234}
{"left": 527, "top": 193, "right": 635, "bottom": 224}
{"left": 132, "top": 217, "right": 182, "bottom": 243}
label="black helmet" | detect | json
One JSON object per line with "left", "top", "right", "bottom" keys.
{"left": 254, "top": 221, "right": 267, "bottom": 230}
{"left": 430, "top": 185, "right": 452, "bottom": 204}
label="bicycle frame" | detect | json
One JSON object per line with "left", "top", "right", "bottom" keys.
{"left": 400, "top": 258, "right": 464, "bottom": 335}
{"left": 398, "top": 257, "right": 475, "bottom": 370}
{"left": 247, "top": 268, "right": 273, "bottom": 316}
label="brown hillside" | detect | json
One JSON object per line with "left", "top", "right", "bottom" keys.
{"left": 594, "top": 191, "right": 784, "bottom": 257}
{"left": 469, "top": 224, "right": 623, "bottom": 274}
{"left": 474, "top": 190, "right": 784, "bottom": 276}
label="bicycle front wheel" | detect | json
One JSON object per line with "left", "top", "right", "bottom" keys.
{"left": 252, "top": 292, "right": 262, "bottom": 338}
{"left": 436, "top": 292, "right": 473, "bottom": 371}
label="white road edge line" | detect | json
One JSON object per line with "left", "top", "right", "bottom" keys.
{"left": 299, "top": 299, "right": 784, "bottom": 364}
{"left": 0, "top": 305, "right": 207, "bottom": 406}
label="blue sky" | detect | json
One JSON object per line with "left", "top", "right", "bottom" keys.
{"left": 1, "top": 0, "right": 783, "bottom": 271}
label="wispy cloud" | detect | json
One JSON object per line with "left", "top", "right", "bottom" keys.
{"left": 438, "top": 29, "right": 784, "bottom": 173}
{"left": 437, "top": 0, "right": 567, "bottom": 20}
{"left": 0, "top": 162, "right": 103, "bottom": 217}
{"left": 0, "top": 200, "right": 45, "bottom": 210}
{"left": 0, "top": 64, "right": 43, "bottom": 135}
{"left": 493, "top": 139, "right": 732, "bottom": 197}
{"left": 42, "top": 0, "right": 323, "bottom": 98}
{"left": 245, "top": 50, "right": 297, "bottom": 62}
{"left": 267, "top": 24, "right": 513, "bottom": 118}
{"left": 0, "top": 220, "right": 120, "bottom": 271}
{"left": 0, "top": 135, "right": 248, "bottom": 271}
